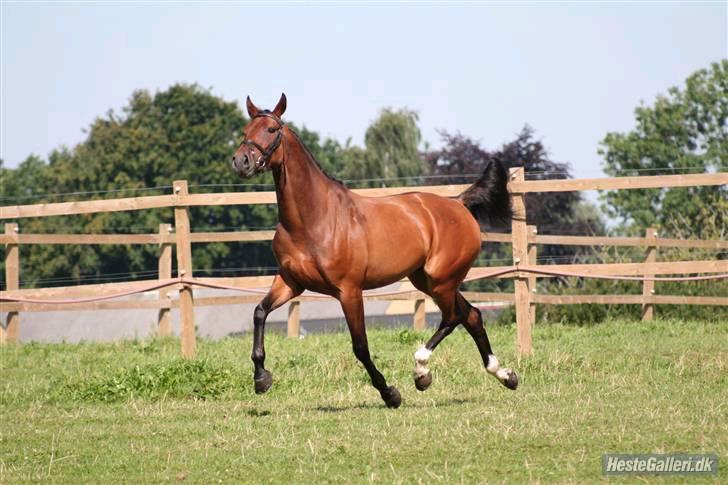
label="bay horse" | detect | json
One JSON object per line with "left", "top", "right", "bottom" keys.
{"left": 232, "top": 94, "right": 518, "bottom": 408}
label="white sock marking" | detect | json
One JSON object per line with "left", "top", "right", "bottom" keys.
{"left": 414, "top": 346, "right": 432, "bottom": 378}
{"left": 486, "top": 355, "right": 500, "bottom": 374}
{"left": 496, "top": 368, "right": 511, "bottom": 381}
{"left": 487, "top": 354, "right": 512, "bottom": 382}
{"left": 414, "top": 346, "right": 432, "bottom": 365}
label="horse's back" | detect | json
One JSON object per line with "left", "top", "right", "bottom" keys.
{"left": 363, "top": 191, "right": 479, "bottom": 240}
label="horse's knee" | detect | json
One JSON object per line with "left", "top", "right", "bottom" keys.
{"left": 253, "top": 304, "right": 267, "bottom": 325}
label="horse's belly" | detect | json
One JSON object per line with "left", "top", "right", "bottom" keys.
{"left": 362, "top": 264, "right": 421, "bottom": 290}
{"left": 361, "top": 221, "right": 427, "bottom": 289}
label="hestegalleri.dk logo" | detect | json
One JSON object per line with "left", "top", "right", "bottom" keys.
{"left": 602, "top": 454, "right": 718, "bottom": 475}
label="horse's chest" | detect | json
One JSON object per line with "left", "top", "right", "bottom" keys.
{"left": 274, "top": 241, "right": 338, "bottom": 293}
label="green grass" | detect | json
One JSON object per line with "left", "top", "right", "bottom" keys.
{"left": 1, "top": 320, "right": 726, "bottom": 483}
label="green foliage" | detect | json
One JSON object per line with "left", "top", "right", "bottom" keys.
{"left": 438, "top": 127, "right": 606, "bottom": 294}
{"left": 492, "top": 198, "right": 727, "bottom": 325}
{"left": 511, "top": 200, "right": 728, "bottom": 324}
{"left": 427, "top": 126, "right": 605, "bottom": 238}
{"left": 1, "top": 85, "right": 260, "bottom": 287}
{"left": 342, "top": 108, "right": 426, "bottom": 184}
{"left": 290, "top": 123, "right": 349, "bottom": 177}
{"left": 395, "top": 328, "right": 421, "bottom": 345}
{"left": 600, "top": 60, "right": 728, "bottom": 234}
{"left": 1, "top": 86, "right": 431, "bottom": 288}
{"left": 647, "top": 199, "right": 728, "bottom": 321}
{"left": 517, "top": 60, "right": 728, "bottom": 324}
{"left": 65, "top": 358, "right": 245, "bottom": 402}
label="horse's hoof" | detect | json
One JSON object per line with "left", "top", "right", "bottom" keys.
{"left": 381, "top": 386, "right": 402, "bottom": 408}
{"left": 414, "top": 371, "right": 432, "bottom": 391}
{"left": 254, "top": 370, "right": 273, "bottom": 394}
{"left": 502, "top": 369, "right": 518, "bottom": 390}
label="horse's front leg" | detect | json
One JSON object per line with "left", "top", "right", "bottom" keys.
{"left": 251, "top": 274, "right": 301, "bottom": 394}
{"left": 339, "top": 290, "right": 401, "bottom": 408}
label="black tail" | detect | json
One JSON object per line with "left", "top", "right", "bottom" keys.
{"left": 457, "top": 160, "right": 512, "bottom": 229}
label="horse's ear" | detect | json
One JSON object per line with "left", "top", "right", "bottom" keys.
{"left": 246, "top": 96, "right": 259, "bottom": 118}
{"left": 273, "top": 93, "right": 287, "bottom": 118}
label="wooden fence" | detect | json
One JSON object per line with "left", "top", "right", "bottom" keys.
{"left": 1, "top": 170, "right": 727, "bottom": 356}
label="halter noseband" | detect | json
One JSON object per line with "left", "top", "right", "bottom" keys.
{"left": 241, "top": 111, "right": 285, "bottom": 170}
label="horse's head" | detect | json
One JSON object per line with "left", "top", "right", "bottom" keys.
{"left": 232, "top": 93, "right": 287, "bottom": 178}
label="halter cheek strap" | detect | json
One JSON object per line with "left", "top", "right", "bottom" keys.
{"left": 241, "top": 112, "right": 285, "bottom": 169}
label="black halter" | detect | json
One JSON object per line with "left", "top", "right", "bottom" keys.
{"left": 241, "top": 111, "right": 285, "bottom": 170}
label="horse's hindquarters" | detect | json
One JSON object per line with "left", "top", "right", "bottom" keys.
{"left": 356, "top": 192, "right": 481, "bottom": 289}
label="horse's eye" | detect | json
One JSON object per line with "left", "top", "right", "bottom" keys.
{"left": 267, "top": 127, "right": 277, "bottom": 133}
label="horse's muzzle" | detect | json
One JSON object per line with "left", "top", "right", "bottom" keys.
{"left": 232, "top": 152, "right": 258, "bottom": 178}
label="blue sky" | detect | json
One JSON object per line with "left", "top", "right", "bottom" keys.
{"left": 1, "top": 1, "right": 726, "bottom": 181}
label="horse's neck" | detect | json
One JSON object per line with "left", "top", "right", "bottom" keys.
{"left": 273, "top": 131, "right": 344, "bottom": 232}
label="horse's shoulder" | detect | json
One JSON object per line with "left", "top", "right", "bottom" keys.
{"left": 272, "top": 225, "right": 294, "bottom": 249}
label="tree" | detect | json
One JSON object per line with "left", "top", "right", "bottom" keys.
{"left": 1, "top": 87, "right": 426, "bottom": 287}
{"left": 425, "top": 126, "right": 606, "bottom": 293}
{"left": 426, "top": 126, "right": 605, "bottom": 243}
{"left": 342, "top": 108, "right": 426, "bottom": 185}
{"left": 423, "top": 131, "right": 491, "bottom": 185}
{"left": 1, "top": 155, "right": 52, "bottom": 203}
{"left": 292, "top": 124, "right": 348, "bottom": 177}
{"left": 2, "top": 85, "right": 262, "bottom": 286}
{"left": 600, "top": 60, "right": 727, "bottom": 235}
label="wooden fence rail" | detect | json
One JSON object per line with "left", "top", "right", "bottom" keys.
{"left": 2, "top": 230, "right": 728, "bottom": 249}
{"left": 3, "top": 229, "right": 728, "bottom": 250}
{"left": 2, "top": 172, "right": 726, "bottom": 220}
{"left": 2, "top": 172, "right": 727, "bottom": 356}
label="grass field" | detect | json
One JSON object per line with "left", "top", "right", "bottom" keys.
{"left": 1, "top": 319, "right": 726, "bottom": 483}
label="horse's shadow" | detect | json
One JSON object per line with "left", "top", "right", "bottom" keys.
{"left": 313, "top": 396, "right": 475, "bottom": 413}
{"left": 246, "top": 408, "right": 272, "bottom": 417}
{"left": 240, "top": 396, "right": 477, "bottom": 418}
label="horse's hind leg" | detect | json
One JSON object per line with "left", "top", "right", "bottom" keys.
{"left": 457, "top": 292, "right": 518, "bottom": 390}
{"left": 413, "top": 316, "right": 459, "bottom": 391}
{"left": 408, "top": 270, "right": 463, "bottom": 391}
{"left": 408, "top": 269, "right": 518, "bottom": 391}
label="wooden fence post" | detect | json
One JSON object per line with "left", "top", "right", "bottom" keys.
{"left": 173, "top": 181, "right": 196, "bottom": 358}
{"left": 527, "top": 225, "right": 538, "bottom": 327}
{"left": 2, "top": 223, "right": 19, "bottom": 344}
{"left": 413, "top": 298, "right": 426, "bottom": 331}
{"left": 510, "top": 167, "right": 532, "bottom": 356}
{"left": 287, "top": 300, "right": 301, "bottom": 338}
{"left": 157, "top": 223, "right": 173, "bottom": 337}
{"left": 642, "top": 227, "right": 657, "bottom": 321}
